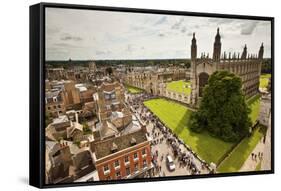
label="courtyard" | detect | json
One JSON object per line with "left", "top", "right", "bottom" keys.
{"left": 125, "top": 84, "right": 144, "bottom": 94}
{"left": 144, "top": 98, "right": 234, "bottom": 164}
{"left": 259, "top": 74, "right": 271, "bottom": 89}
{"left": 144, "top": 95, "right": 262, "bottom": 172}
{"left": 166, "top": 80, "right": 191, "bottom": 95}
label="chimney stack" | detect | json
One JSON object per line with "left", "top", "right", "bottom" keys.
{"left": 75, "top": 112, "right": 79, "bottom": 123}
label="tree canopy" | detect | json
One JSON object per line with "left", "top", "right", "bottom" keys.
{"left": 190, "top": 71, "right": 252, "bottom": 142}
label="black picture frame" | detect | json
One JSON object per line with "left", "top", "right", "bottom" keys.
{"left": 29, "top": 2, "right": 274, "bottom": 188}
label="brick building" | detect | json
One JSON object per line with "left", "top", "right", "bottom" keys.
{"left": 90, "top": 129, "right": 153, "bottom": 180}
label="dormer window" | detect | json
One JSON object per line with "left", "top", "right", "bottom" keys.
{"left": 111, "top": 93, "right": 116, "bottom": 99}
{"left": 111, "top": 142, "right": 118, "bottom": 153}
{"left": 53, "top": 97, "right": 57, "bottom": 102}
{"left": 130, "top": 137, "right": 136, "bottom": 146}
{"left": 104, "top": 94, "right": 110, "bottom": 100}
{"left": 134, "top": 153, "right": 138, "bottom": 159}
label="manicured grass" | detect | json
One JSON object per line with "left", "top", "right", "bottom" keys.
{"left": 247, "top": 94, "right": 261, "bottom": 123}
{"left": 144, "top": 98, "right": 234, "bottom": 164}
{"left": 216, "top": 95, "right": 262, "bottom": 172}
{"left": 166, "top": 80, "right": 191, "bottom": 95}
{"left": 260, "top": 74, "right": 271, "bottom": 88}
{"left": 125, "top": 85, "right": 143, "bottom": 94}
{"left": 217, "top": 125, "right": 266, "bottom": 173}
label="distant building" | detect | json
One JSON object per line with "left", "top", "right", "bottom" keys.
{"left": 46, "top": 141, "right": 97, "bottom": 184}
{"left": 46, "top": 114, "right": 83, "bottom": 142}
{"left": 45, "top": 89, "right": 67, "bottom": 117}
{"left": 190, "top": 28, "right": 264, "bottom": 105}
{"left": 258, "top": 93, "right": 271, "bottom": 126}
{"left": 89, "top": 61, "right": 97, "bottom": 73}
{"left": 93, "top": 81, "right": 135, "bottom": 140}
{"left": 125, "top": 68, "right": 187, "bottom": 95}
{"left": 90, "top": 128, "right": 153, "bottom": 180}
{"left": 46, "top": 80, "right": 96, "bottom": 113}
{"left": 46, "top": 67, "right": 67, "bottom": 80}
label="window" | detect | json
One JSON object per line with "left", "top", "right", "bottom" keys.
{"left": 116, "top": 171, "right": 121, "bottom": 179}
{"left": 134, "top": 153, "right": 138, "bottom": 159}
{"left": 134, "top": 163, "right": 138, "bottom": 172}
{"left": 104, "top": 94, "right": 110, "bottom": 100}
{"left": 53, "top": 105, "right": 56, "bottom": 109}
{"left": 58, "top": 105, "right": 61, "bottom": 108}
{"left": 47, "top": 107, "right": 51, "bottom": 110}
{"left": 111, "top": 93, "right": 116, "bottom": 99}
{"left": 142, "top": 149, "right": 146, "bottom": 155}
{"left": 143, "top": 160, "right": 147, "bottom": 167}
{"left": 126, "top": 167, "right": 130, "bottom": 176}
{"left": 115, "top": 160, "right": 120, "bottom": 167}
{"left": 103, "top": 165, "right": 109, "bottom": 173}
{"left": 125, "top": 156, "right": 129, "bottom": 163}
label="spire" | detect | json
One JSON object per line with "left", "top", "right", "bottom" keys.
{"left": 258, "top": 43, "right": 264, "bottom": 59}
{"left": 241, "top": 44, "right": 247, "bottom": 59}
{"left": 191, "top": 32, "right": 197, "bottom": 61}
{"left": 213, "top": 28, "right": 222, "bottom": 61}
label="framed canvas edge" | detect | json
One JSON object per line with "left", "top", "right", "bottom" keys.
{"left": 29, "top": 2, "right": 275, "bottom": 189}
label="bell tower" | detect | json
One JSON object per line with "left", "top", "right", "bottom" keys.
{"left": 241, "top": 44, "right": 247, "bottom": 59}
{"left": 213, "top": 28, "right": 221, "bottom": 61}
{"left": 191, "top": 33, "right": 197, "bottom": 61}
{"left": 258, "top": 43, "right": 264, "bottom": 59}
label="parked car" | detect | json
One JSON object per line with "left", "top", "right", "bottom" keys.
{"left": 166, "top": 155, "right": 176, "bottom": 171}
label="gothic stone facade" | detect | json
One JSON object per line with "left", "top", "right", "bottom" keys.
{"left": 126, "top": 68, "right": 186, "bottom": 95}
{"left": 190, "top": 28, "right": 264, "bottom": 105}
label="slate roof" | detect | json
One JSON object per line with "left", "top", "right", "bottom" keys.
{"left": 92, "top": 129, "right": 148, "bottom": 159}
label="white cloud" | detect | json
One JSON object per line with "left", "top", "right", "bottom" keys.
{"left": 46, "top": 8, "right": 271, "bottom": 60}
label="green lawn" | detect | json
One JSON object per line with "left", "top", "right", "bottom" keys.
{"left": 144, "top": 98, "right": 234, "bottom": 164}
{"left": 260, "top": 74, "right": 271, "bottom": 89}
{"left": 144, "top": 95, "right": 262, "bottom": 170}
{"left": 166, "top": 80, "right": 191, "bottom": 95}
{"left": 216, "top": 95, "right": 262, "bottom": 172}
{"left": 217, "top": 125, "right": 266, "bottom": 173}
{"left": 125, "top": 85, "right": 143, "bottom": 94}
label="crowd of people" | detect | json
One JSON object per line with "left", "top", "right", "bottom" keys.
{"left": 125, "top": 92, "right": 213, "bottom": 176}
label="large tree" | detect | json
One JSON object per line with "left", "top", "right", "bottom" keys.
{"left": 190, "top": 71, "right": 252, "bottom": 142}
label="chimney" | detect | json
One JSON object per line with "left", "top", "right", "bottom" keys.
{"left": 75, "top": 112, "right": 79, "bottom": 123}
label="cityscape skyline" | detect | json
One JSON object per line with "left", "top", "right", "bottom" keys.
{"left": 46, "top": 8, "right": 271, "bottom": 61}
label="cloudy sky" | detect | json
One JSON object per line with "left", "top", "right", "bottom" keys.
{"left": 46, "top": 8, "right": 271, "bottom": 60}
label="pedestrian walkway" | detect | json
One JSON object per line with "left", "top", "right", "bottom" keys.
{"left": 239, "top": 140, "right": 265, "bottom": 172}
{"left": 240, "top": 115, "right": 271, "bottom": 172}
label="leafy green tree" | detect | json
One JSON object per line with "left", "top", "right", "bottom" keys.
{"left": 190, "top": 71, "right": 252, "bottom": 142}
{"left": 82, "top": 122, "right": 92, "bottom": 135}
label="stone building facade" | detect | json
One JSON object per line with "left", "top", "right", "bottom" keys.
{"left": 125, "top": 68, "right": 187, "bottom": 95}
{"left": 190, "top": 28, "right": 264, "bottom": 105}
{"left": 258, "top": 93, "right": 271, "bottom": 126}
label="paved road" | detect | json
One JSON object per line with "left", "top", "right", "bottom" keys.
{"left": 261, "top": 113, "right": 271, "bottom": 170}
{"left": 240, "top": 113, "right": 272, "bottom": 172}
{"left": 132, "top": 101, "right": 210, "bottom": 177}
